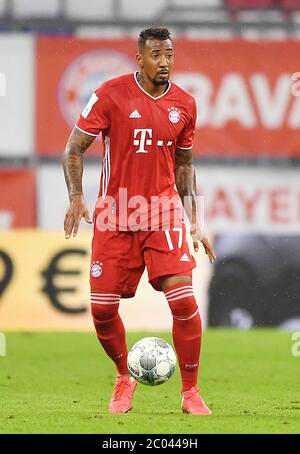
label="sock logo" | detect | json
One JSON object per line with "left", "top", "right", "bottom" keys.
{"left": 185, "top": 363, "right": 198, "bottom": 369}
{"left": 112, "top": 353, "right": 123, "bottom": 360}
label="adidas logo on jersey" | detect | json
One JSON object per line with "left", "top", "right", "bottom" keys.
{"left": 180, "top": 253, "right": 190, "bottom": 262}
{"left": 129, "top": 109, "right": 141, "bottom": 118}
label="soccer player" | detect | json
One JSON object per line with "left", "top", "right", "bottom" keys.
{"left": 63, "top": 28, "right": 216, "bottom": 415}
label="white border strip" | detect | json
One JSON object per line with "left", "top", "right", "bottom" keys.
{"left": 134, "top": 72, "right": 171, "bottom": 100}
{"left": 74, "top": 124, "right": 98, "bottom": 137}
{"left": 165, "top": 285, "right": 193, "bottom": 297}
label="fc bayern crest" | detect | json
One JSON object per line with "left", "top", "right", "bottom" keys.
{"left": 58, "top": 50, "right": 136, "bottom": 127}
{"left": 168, "top": 107, "right": 181, "bottom": 124}
{"left": 91, "top": 261, "right": 103, "bottom": 278}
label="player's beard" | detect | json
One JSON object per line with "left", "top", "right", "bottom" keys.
{"left": 152, "top": 75, "right": 169, "bottom": 86}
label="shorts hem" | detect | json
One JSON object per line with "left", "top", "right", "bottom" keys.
{"left": 149, "top": 263, "right": 196, "bottom": 291}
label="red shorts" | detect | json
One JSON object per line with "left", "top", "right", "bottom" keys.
{"left": 90, "top": 224, "right": 196, "bottom": 298}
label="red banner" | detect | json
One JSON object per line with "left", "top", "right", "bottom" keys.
{"left": 36, "top": 38, "right": 300, "bottom": 157}
{"left": 0, "top": 170, "right": 36, "bottom": 228}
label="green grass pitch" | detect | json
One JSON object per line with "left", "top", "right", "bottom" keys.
{"left": 0, "top": 330, "right": 299, "bottom": 434}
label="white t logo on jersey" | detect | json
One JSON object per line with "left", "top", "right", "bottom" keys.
{"left": 133, "top": 129, "right": 152, "bottom": 153}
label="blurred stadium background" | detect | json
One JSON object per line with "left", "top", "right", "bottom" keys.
{"left": 1, "top": 0, "right": 300, "bottom": 332}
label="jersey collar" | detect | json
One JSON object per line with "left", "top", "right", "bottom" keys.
{"left": 134, "top": 72, "right": 171, "bottom": 100}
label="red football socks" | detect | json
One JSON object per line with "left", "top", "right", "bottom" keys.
{"left": 91, "top": 285, "right": 202, "bottom": 391}
{"left": 164, "top": 283, "right": 202, "bottom": 393}
{"left": 91, "top": 295, "right": 129, "bottom": 376}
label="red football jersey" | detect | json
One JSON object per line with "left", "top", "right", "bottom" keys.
{"left": 76, "top": 72, "right": 197, "bottom": 230}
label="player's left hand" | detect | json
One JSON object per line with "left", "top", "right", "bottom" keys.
{"left": 191, "top": 225, "right": 216, "bottom": 264}
{"left": 200, "top": 235, "right": 216, "bottom": 264}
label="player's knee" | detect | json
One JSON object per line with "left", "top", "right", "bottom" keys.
{"left": 164, "top": 286, "right": 198, "bottom": 319}
{"left": 91, "top": 302, "right": 119, "bottom": 322}
{"left": 90, "top": 291, "right": 120, "bottom": 321}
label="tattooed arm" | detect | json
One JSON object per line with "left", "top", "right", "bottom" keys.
{"left": 175, "top": 147, "right": 216, "bottom": 263}
{"left": 63, "top": 127, "right": 95, "bottom": 239}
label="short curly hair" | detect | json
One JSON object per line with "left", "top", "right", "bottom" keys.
{"left": 138, "top": 27, "right": 171, "bottom": 49}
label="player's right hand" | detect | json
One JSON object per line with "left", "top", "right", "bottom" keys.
{"left": 64, "top": 194, "right": 93, "bottom": 239}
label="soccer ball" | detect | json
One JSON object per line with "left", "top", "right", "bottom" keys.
{"left": 127, "top": 337, "right": 176, "bottom": 386}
